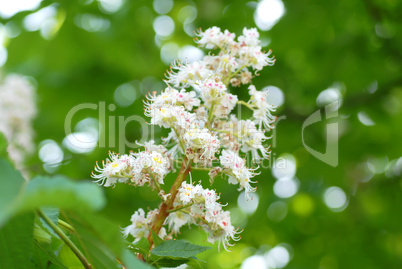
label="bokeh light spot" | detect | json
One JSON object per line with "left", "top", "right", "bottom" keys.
{"left": 292, "top": 193, "right": 314, "bottom": 216}
{"left": 153, "top": 0, "right": 173, "bottom": 15}
{"left": 357, "top": 111, "right": 375, "bottom": 126}
{"left": 316, "top": 88, "right": 342, "bottom": 111}
{"left": 272, "top": 154, "right": 297, "bottom": 180}
{"left": 254, "top": 0, "right": 285, "bottom": 31}
{"left": 267, "top": 201, "right": 288, "bottom": 222}
{"left": 323, "top": 186, "right": 348, "bottom": 212}
{"left": 264, "top": 86, "right": 284, "bottom": 107}
{"left": 153, "top": 15, "right": 175, "bottom": 37}
{"left": 160, "top": 42, "right": 179, "bottom": 65}
{"left": 238, "top": 191, "right": 259, "bottom": 215}
{"left": 273, "top": 177, "right": 299, "bottom": 198}
{"left": 114, "top": 83, "right": 137, "bottom": 107}
{"left": 178, "top": 45, "right": 204, "bottom": 63}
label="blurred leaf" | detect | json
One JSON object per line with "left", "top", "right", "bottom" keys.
{"left": 65, "top": 210, "right": 124, "bottom": 269}
{"left": 186, "top": 258, "right": 207, "bottom": 269}
{"left": 33, "top": 222, "right": 52, "bottom": 245}
{"left": 150, "top": 240, "right": 211, "bottom": 258}
{"left": 19, "top": 175, "right": 106, "bottom": 213}
{"left": 40, "top": 207, "right": 60, "bottom": 237}
{"left": 33, "top": 240, "right": 67, "bottom": 269}
{"left": 58, "top": 244, "right": 84, "bottom": 269}
{"left": 0, "top": 158, "right": 26, "bottom": 226}
{"left": 0, "top": 213, "right": 34, "bottom": 269}
{"left": 122, "top": 250, "right": 154, "bottom": 269}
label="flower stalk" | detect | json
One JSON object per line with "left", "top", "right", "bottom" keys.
{"left": 146, "top": 157, "right": 193, "bottom": 249}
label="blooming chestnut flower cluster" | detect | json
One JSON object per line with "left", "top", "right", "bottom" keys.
{"left": 169, "top": 181, "right": 241, "bottom": 251}
{"left": 91, "top": 27, "right": 277, "bottom": 251}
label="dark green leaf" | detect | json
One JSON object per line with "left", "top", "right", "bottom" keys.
{"left": 0, "top": 213, "right": 35, "bottom": 269}
{"left": 150, "top": 229, "right": 163, "bottom": 247}
{"left": 150, "top": 240, "right": 211, "bottom": 258}
{"left": 151, "top": 257, "right": 189, "bottom": 268}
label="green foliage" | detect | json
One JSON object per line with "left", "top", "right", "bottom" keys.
{"left": 0, "top": 158, "right": 26, "bottom": 226}
{"left": 130, "top": 237, "right": 150, "bottom": 257}
{"left": 34, "top": 222, "right": 52, "bottom": 244}
{"left": 0, "top": 213, "right": 35, "bottom": 269}
{"left": 58, "top": 244, "right": 85, "bottom": 269}
{"left": 146, "top": 240, "right": 210, "bottom": 268}
{"left": 150, "top": 240, "right": 211, "bottom": 259}
{"left": 121, "top": 251, "right": 153, "bottom": 269}
{"left": 40, "top": 207, "right": 60, "bottom": 237}
{"left": 0, "top": 132, "right": 8, "bottom": 159}
{"left": 0, "top": 157, "right": 143, "bottom": 268}
{"left": 20, "top": 175, "right": 106, "bottom": 213}
{"left": 150, "top": 229, "right": 163, "bottom": 247}
{"left": 65, "top": 210, "right": 124, "bottom": 269}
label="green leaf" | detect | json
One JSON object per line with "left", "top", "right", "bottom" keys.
{"left": 19, "top": 175, "right": 106, "bottom": 213}
{"left": 130, "top": 237, "right": 150, "bottom": 256}
{"left": 0, "top": 213, "right": 35, "bottom": 269}
{"left": 33, "top": 240, "right": 67, "bottom": 269}
{"left": 150, "top": 240, "right": 211, "bottom": 259}
{"left": 0, "top": 132, "right": 8, "bottom": 159}
{"left": 58, "top": 244, "right": 85, "bottom": 269}
{"left": 150, "top": 229, "right": 163, "bottom": 247}
{"left": 1, "top": 172, "right": 106, "bottom": 228}
{"left": 65, "top": 210, "right": 124, "bottom": 269}
{"left": 0, "top": 158, "right": 26, "bottom": 227}
{"left": 186, "top": 258, "right": 207, "bottom": 269}
{"left": 151, "top": 257, "right": 190, "bottom": 268}
{"left": 34, "top": 222, "right": 52, "bottom": 244}
{"left": 40, "top": 207, "right": 60, "bottom": 237}
{"left": 122, "top": 250, "right": 154, "bottom": 269}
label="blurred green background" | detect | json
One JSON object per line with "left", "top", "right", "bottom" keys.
{"left": 1, "top": 0, "right": 402, "bottom": 268}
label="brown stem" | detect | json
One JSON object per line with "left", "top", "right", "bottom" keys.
{"left": 147, "top": 157, "right": 193, "bottom": 249}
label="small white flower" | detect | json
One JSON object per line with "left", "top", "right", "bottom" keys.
{"left": 166, "top": 211, "right": 191, "bottom": 234}
{"left": 92, "top": 151, "right": 129, "bottom": 187}
{"left": 248, "top": 85, "right": 277, "bottom": 130}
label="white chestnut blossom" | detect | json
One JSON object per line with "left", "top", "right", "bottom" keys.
{"left": 123, "top": 208, "right": 167, "bottom": 243}
{"left": 248, "top": 85, "right": 277, "bottom": 130}
{"left": 220, "top": 150, "right": 258, "bottom": 199}
{"left": 92, "top": 151, "right": 132, "bottom": 187}
{"left": 183, "top": 125, "right": 220, "bottom": 162}
{"left": 92, "top": 145, "right": 171, "bottom": 187}
{"left": 172, "top": 181, "right": 241, "bottom": 251}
